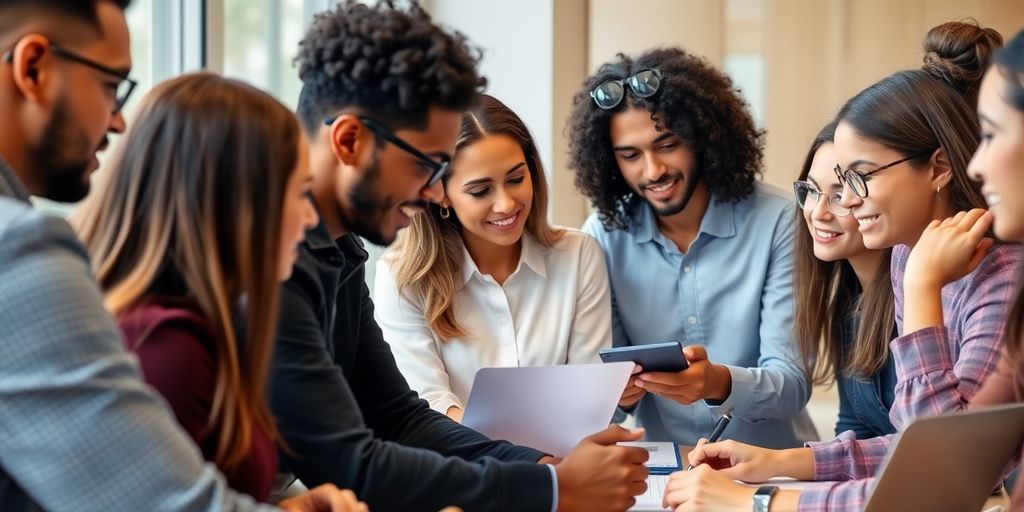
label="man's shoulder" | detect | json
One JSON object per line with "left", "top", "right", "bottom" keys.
{"left": 738, "top": 182, "right": 795, "bottom": 216}
{"left": 581, "top": 208, "right": 641, "bottom": 242}
{"left": 0, "top": 198, "right": 87, "bottom": 267}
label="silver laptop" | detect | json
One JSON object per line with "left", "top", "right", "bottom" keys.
{"left": 864, "top": 403, "right": 1024, "bottom": 512}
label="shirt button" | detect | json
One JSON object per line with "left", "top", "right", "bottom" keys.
{"left": 683, "top": 266, "right": 691, "bottom": 273}
{"left": 688, "top": 315, "right": 697, "bottom": 325}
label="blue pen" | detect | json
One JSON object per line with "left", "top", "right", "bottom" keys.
{"left": 685, "top": 413, "right": 732, "bottom": 470}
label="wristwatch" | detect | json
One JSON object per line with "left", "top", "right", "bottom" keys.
{"left": 752, "top": 485, "right": 779, "bottom": 512}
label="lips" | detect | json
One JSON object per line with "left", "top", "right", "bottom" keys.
{"left": 856, "top": 214, "right": 880, "bottom": 230}
{"left": 486, "top": 211, "right": 521, "bottom": 232}
{"left": 814, "top": 227, "right": 841, "bottom": 240}
{"left": 643, "top": 178, "right": 680, "bottom": 200}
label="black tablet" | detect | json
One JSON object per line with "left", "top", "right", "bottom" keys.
{"left": 598, "top": 341, "right": 689, "bottom": 373}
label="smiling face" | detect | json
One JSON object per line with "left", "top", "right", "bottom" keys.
{"left": 801, "top": 143, "right": 871, "bottom": 262}
{"left": 333, "top": 107, "right": 459, "bottom": 246}
{"left": 833, "top": 122, "right": 942, "bottom": 249}
{"left": 445, "top": 134, "right": 533, "bottom": 253}
{"left": 969, "top": 69, "right": 1024, "bottom": 242}
{"left": 609, "top": 106, "right": 705, "bottom": 217}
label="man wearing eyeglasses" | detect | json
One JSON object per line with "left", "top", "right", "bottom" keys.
{"left": 0, "top": 1, "right": 361, "bottom": 511}
{"left": 568, "top": 47, "right": 818, "bottom": 451}
{"left": 269, "top": 2, "right": 651, "bottom": 512}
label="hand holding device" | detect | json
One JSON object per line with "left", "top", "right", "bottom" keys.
{"left": 634, "top": 345, "right": 732, "bottom": 405}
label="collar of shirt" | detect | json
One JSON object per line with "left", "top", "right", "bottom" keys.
{"left": 0, "top": 157, "right": 31, "bottom": 203}
{"left": 457, "top": 232, "right": 547, "bottom": 289}
{"left": 630, "top": 196, "right": 738, "bottom": 250}
{"left": 302, "top": 200, "right": 369, "bottom": 285}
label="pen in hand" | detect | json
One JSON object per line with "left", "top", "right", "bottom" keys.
{"left": 685, "top": 413, "right": 732, "bottom": 470}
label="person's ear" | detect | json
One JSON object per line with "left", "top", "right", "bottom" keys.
{"left": 929, "top": 147, "right": 953, "bottom": 191}
{"left": 9, "top": 35, "right": 54, "bottom": 104}
{"left": 328, "top": 114, "right": 373, "bottom": 171}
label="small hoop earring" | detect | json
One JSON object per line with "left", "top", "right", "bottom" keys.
{"left": 440, "top": 206, "right": 451, "bottom": 219}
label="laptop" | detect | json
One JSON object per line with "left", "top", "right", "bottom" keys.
{"left": 863, "top": 403, "right": 1024, "bottom": 512}
{"left": 631, "top": 403, "right": 1024, "bottom": 512}
{"left": 461, "top": 362, "right": 633, "bottom": 457}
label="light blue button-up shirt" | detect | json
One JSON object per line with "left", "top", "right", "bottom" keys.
{"left": 583, "top": 182, "right": 818, "bottom": 449}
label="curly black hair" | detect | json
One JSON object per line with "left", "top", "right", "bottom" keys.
{"left": 567, "top": 47, "right": 764, "bottom": 230}
{"left": 295, "top": 0, "right": 486, "bottom": 134}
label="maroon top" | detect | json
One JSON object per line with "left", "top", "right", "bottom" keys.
{"left": 118, "top": 300, "right": 278, "bottom": 502}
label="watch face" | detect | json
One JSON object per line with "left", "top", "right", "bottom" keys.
{"left": 753, "top": 486, "right": 778, "bottom": 512}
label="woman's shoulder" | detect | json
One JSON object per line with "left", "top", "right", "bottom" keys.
{"left": 968, "top": 242, "right": 1024, "bottom": 288}
{"left": 118, "top": 299, "right": 215, "bottom": 355}
{"left": 540, "top": 227, "right": 606, "bottom": 269}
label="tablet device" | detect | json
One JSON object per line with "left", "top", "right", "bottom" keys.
{"left": 599, "top": 341, "right": 689, "bottom": 373}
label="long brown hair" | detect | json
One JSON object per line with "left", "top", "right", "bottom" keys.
{"left": 73, "top": 72, "right": 299, "bottom": 472}
{"left": 387, "top": 94, "right": 562, "bottom": 341}
{"left": 794, "top": 122, "right": 895, "bottom": 385}
{"left": 992, "top": 28, "right": 1024, "bottom": 363}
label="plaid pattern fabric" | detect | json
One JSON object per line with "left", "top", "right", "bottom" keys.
{"left": 0, "top": 159, "right": 275, "bottom": 511}
{"left": 799, "top": 243, "right": 1021, "bottom": 510}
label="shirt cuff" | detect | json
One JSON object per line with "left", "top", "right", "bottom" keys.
{"left": 797, "top": 481, "right": 842, "bottom": 511}
{"left": 704, "top": 364, "right": 752, "bottom": 410}
{"left": 805, "top": 430, "right": 856, "bottom": 481}
{"left": 890, "top": 326, "right": 953, "bottom": 380}
{"left": 547, "top": 464, "right": 558, "bottom": 512}
{"left": 423, "top": 393, "right": 463, "bottom": 416}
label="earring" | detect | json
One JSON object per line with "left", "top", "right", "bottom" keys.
{"left": 440, "top": 206, "right": 451, "bottom": 219}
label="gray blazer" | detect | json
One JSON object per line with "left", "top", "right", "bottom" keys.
{"left": 0, "top": 160, "right": 277, "bottom": 511}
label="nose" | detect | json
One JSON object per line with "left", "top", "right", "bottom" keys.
{"left": 967, "top": 146, "right": 984, "bottom": 183}
{"left": 810, "top": 192, "right": 832, "bottom": 221}
{"left": 643, "top": 152, "right": 666, "bottom": 182}
{"left": 493, "top": 188, "right": 516, "bottom": 214}
{"left": 303, "top": 196, "right": 319, "bottom": 230}
{"left": 420, "top": 178, "right": 444, "bottom": 203}
{"left": 109, "top": 109, "right": 126, "bottom": 134}
{"left": 837, "top": 182, "right": 862, "bottom": 210}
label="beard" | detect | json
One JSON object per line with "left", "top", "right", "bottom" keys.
{"left": 344, "top": 154, "right": 399, "bottom": 246}
{"left": 647, "top": 167, "right": 702, "bottom": 217}
{"left": 30, "top": 97, "right": 99, "bottom": 203}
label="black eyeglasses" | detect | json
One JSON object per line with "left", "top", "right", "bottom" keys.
{"left": 590, "top": 68, "right": 662, "bottom": 110}
{"left": 323, "top": 115, "right": 450, "bottom": 187}
{"left": 833, "top": 150, "right": 934, "bottom": 198}
{"left": 4, "top": 43, "right": 137, "bottom": 113}
{"left": 793, "top": 181, "right": 852, "bottom": 217}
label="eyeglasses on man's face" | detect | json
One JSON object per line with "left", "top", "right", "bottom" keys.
{"left": 590, "top": 68, "right": 662, "bottom": 110}
{"left": 4, "top": 42, "right": 137, "bottom": 113}
{"left": 793, "top": 180, "right": 852, "bottom": 217}
{"left": 322, "top": 115, "right": 450, "bottom": 187}
{"left": 832, "top": 150, "right": 934, "bottom": 199}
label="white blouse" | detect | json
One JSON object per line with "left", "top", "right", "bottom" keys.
{"left": 373, "top": 229, "right": 613, "bottom": 415}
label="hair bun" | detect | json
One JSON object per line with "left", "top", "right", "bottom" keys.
{"left": 921, "top": 19, "right": 1003, "bottom": 103}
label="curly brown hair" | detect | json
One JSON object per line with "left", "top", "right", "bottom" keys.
{"left": 568, "top": 47, "right": 764, "bottom": 229}
{"left": 294, "top": 0, "right": 486, "bottom": 134}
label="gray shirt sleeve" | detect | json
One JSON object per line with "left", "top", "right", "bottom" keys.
{"left": 0, "top": 204, "right": 278, "bottom": 512}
